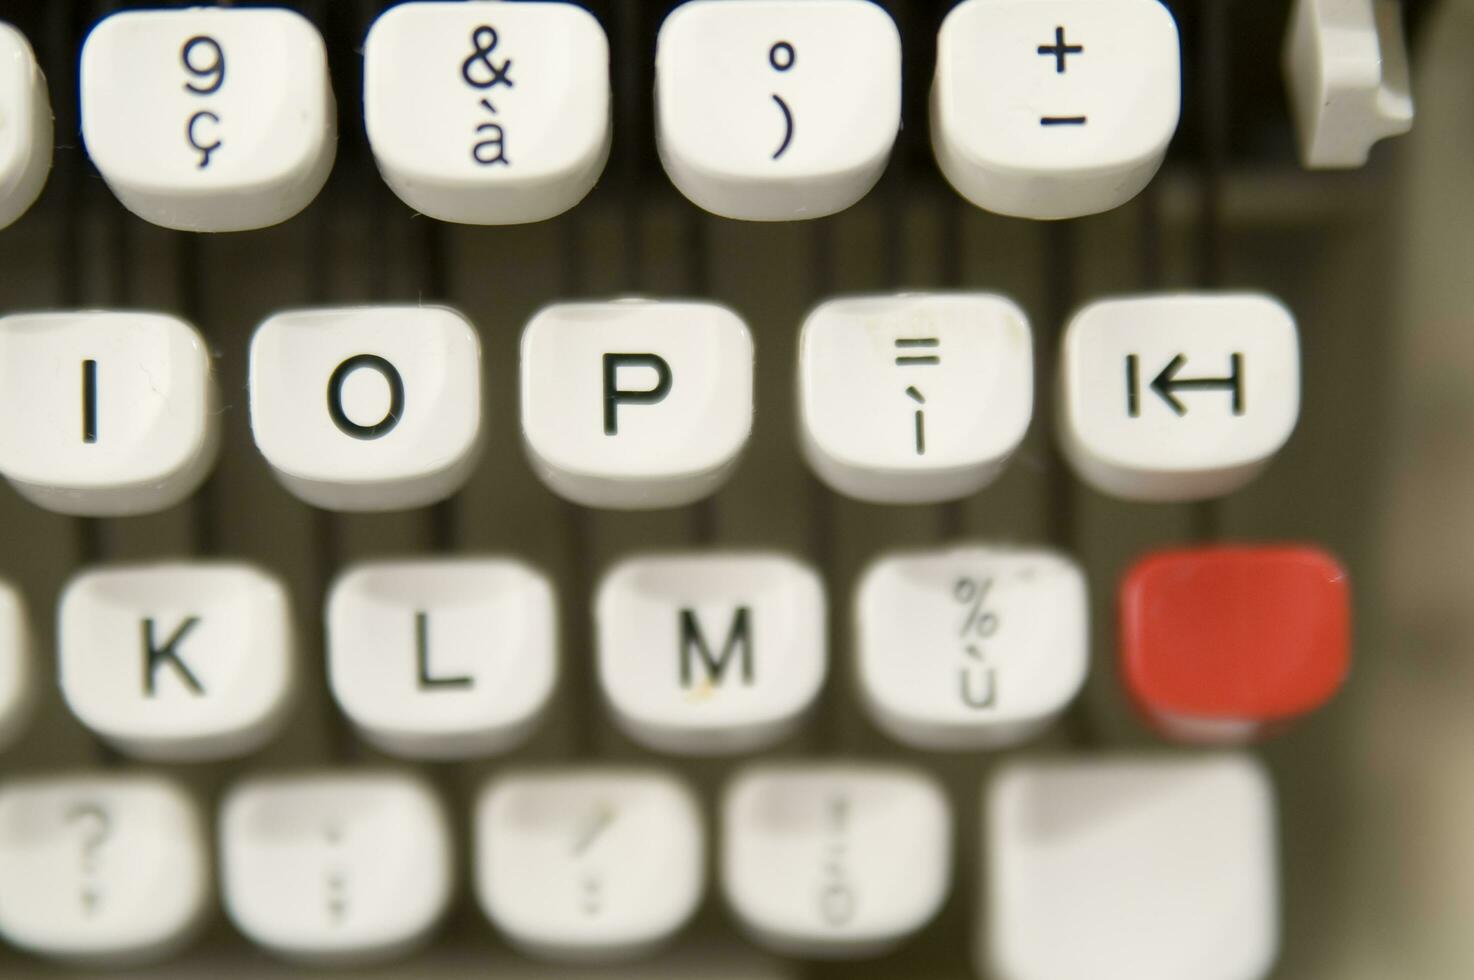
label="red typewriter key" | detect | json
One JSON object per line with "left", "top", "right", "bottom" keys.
{"left": 1120, "top": 545, "right": 1350, "bottom": 743}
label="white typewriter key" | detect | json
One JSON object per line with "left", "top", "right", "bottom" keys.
{"left": 250, "top": 306, "right": 483, "bottom": 511}
{"left": 475, "top": 769, "right": 704, "bottom": 961}
{"left": 1283, "top": 0, "right": 1413, "bottom": 169}
{"left": 0, "top": 581, "right": 30, "bottom": 753}
{"left": 856, "top": 546, "right": 1087, "bottom": 750}
{"left": 722, "top": 765, "right": 951, "bottom": 958}
{"left": 365, "top": 1, "right": 611, "bottom": 224}
{"left": 655, "top": 0, "right": 901, "bottom": 220}
{"left": 984, "top": 755, "right": 1279, "bottom": 980}
{"left": 0, "top": 311, "right": 219, "bottom": 516}
{"left": 1058, "top": 293, "right": 1300, "bottom": 501}
{"left": 932, "top": 0, "right": 1181, "bottom": 220}
{"left": 0, "top": 775, "right": 209, "bottom": 965}
{"left": 327, "top": 558, "right": 557, "bottom": 759}
{"left": 799, "top": 294, "right": 1033, "bottom": 504}
{"left": 80, "top": 8, "right": 335, "bottom": 232}
{"left": 596, "top": 553, "right": 825, "bottom": 755}
{"left": 521, "top": 299, "right": 753, "bottom": 509}
{"left": 59, "top": 562, "right": 295, "bottom": 762}
{"left": 221, "top": 772, "right": 453, "bottom": 965}
{"left": 0, "top": 22, "right": 52, "bottom": 230}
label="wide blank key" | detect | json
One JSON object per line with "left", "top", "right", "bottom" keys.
{"left": 1058, "top": 293, "right": 1300, "bottom": 501}
{"left": 0, "top": 311, "right": 219, "bottom": 516}
{"left": 799, "top": 293, "right": 1033, "bottom": 504}
{"left": 327, "top": 558, "right": 558, "bottom": 759}
{"left": 475, "top": 769, "right": 705, "bottom": 961}
{"left": 722, "top": 765, "right": 951, "bottom": 958}
{"left": 0, "top": 579, "right": 30, "bottom": 753}
{"left": 596, "top": 553, "right": 826, "bottom": 754}
{"left": 655, "top": 0, "right": 901, "bottom": 220}
{"left": 855, "top": 546, "right": 1087, "bottom": 750}
{"left": 932, "top": 0, "right": 1181, "bottom": 219}
{"left": 250, "top": 306, "right": 484, "bottom": 511}
{"left": 365, "top": 1, "right": 611, "bottom": 224}
{"left": 220, "top": 772, "right": 453, "bottom": 966}
{"left": 58, "top": 562, "right": 295, "bottom": 761}
{"left": 80, "top": 8, "right": 335, "bottom": 231}
{"left": 521, "top": 299, "right": 753, "bottom": 509}
{"left": 0, "top": 775, "right": 210, "bottom": 965}
{"left": 0, "top": 22, "right": 52, "bottom": 230}
{"left": 983, "top": 755, "right": 1279, "bottom": 980}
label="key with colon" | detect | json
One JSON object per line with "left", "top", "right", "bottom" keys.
{"left": 474, "top": 769, "right": 705, "bottom": 961}
{"left": 0, "top": 775, "right": 210, "bottom": 966}
{"left": 364, "top": 1, "right": 611, "bottom": 224}
{"left": 80, "top": 7, "right": 335, "bottom": 232}
{"left": 722, "top": 765, "right": 952, "bottom": 958}
{"left": 0, "top": 21, "right": 52, "bottom": 230}
{"left": 220, "top": 771, "right": 454, "bottom": 966}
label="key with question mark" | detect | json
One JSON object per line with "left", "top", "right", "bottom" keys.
{"left": 0, "top": 776, "right": 210, "bottom": 961}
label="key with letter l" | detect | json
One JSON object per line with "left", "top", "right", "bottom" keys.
{"left": 596, "top": 553, "right": 825, "bottom": 754}
{"left": 58, "top": 562, "right": 295, "bottom": 761}
{"left": 1058, "top": 293, "right": 1300, "bottom": 501}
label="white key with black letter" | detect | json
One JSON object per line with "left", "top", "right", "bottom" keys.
{"left": 0, "top": 22, "right": 52, "bottom": 230}
{"left": 856, "top": 546, "right": 1087, "bottom": 750}
{"left": 1058, "top": 293, "right": 1300, "bottom": 501}
{"left": 80, "top": 8, "right": 334, "bottom": 232}
{"left": 655, "top": 0, "right": 900, "bottom": 220}
{"left": 250, "top": 306, "right": 484, "bottom": 511}
{"left": 595, "top": 553, "right": 825, "bottom": 754}
{"left": 0, "top": 580, "right": 31, "bottom": 753}
{"left": 475, "top": 769, "right": 704, "bottom": 960}
{"left": 58, "top": 562, "right": 295, "bottom": 762}
{"left": 521, "top": 299, "right": 753, "bottom": 509}
{"left": 799, "top": 294, "right": 1033, "bottom": 504}
{"left": 0, "top": 775, "right": 209, "bottom": 965}
{"left": 365, "top": 1, "right": 610, "bottom": 224}
{"left": 984, "top": 755, "right": 1279, "bottom": 980}
{"left": 722, "top": 765, "right": 951, "bottom": 958}
{"left": 932, "top": 0, "right": 1181, "bottom": 219}
{"left": 220, "top": 772, "right": 453, "bottom": 965}
{"left": 0, "top": 311, "right": 219, "bottom": 516}
{"left": 327, "top": 559, "right": 557, "bottom": 759}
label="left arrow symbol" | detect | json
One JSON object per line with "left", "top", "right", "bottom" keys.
{"left": 1127, "top": 353, "right": 1245, "bottom": 417}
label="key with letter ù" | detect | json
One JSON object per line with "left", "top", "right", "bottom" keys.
{"left": 0, "top": 774, "right": 210, "bottom": 966}
{"left": 596, "top": 552, "right": 826, "bottom": 755}
{"left": 58, "top": 562, "right": 295, "bottom": 762}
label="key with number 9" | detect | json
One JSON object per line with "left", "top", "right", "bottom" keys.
{"left": 80, "top": 8, "right": 336, "bottom": 232}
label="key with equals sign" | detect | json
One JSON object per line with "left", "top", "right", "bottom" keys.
{"left": 895, "top": 338, "right": 940, "bottom": 366}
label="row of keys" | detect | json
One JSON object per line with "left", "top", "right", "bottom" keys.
{"left": 0, "top": 293, "right": 1300, "bottom": 515}
{"left": 0, "top": 546, "right": 1350, "bottom": 762}
{"left": 0, "top": 0, "right": 1413, "bottom": 232}
{"left": 0, "top": 755, "right": 1280, "bottom": 979}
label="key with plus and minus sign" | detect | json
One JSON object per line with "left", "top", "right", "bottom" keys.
{"left": 1037, "top": 24, "right": 1087, "bottom": 127}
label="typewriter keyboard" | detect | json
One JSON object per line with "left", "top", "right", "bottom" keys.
{"left": 0, "top": 0, "right": 1452, "bottom": 977}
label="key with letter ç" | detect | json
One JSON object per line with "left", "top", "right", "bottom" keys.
{"left": 79, "top": 7, "right": 336, "bottom": 232}
{"left": 1057, "top": 293, "right": 1300, "bottom": 501}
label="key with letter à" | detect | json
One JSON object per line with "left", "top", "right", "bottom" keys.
{"left": 596, "top": 553, "right": 826, "bottom": 755}
{"left": 365, "top": 1, "right": 611, "bottom": 224}
{"left": 655, "top": 0, "right": 901, "bottom": 220}
{"left": 1058, "top": 293, "right": 1300, "bottom": 501}
{"left": 58, "top": 562, "right": 295, "bottom": 761}
{"left": 80, "top": 7, "right": 335, "bottom": 232}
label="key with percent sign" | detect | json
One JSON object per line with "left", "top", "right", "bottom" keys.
{"left": 856, "top": 546, "right": 1090, "bottom": 750}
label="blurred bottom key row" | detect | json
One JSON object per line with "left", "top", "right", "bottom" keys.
{"left": 0, "top": 544, "right": 1349, "bottom": 979}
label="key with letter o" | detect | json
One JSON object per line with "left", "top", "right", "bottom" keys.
{"left": 80, "top": 7, "right": 335, "bottom": 232}
{"left": 249, "top": 306, "right": 484, "bottom": 511}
